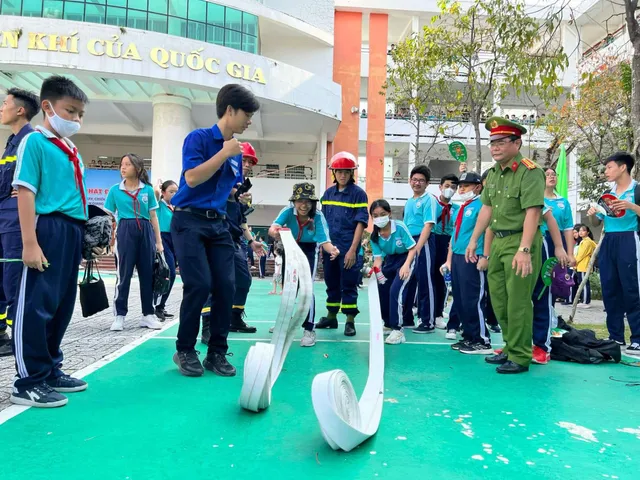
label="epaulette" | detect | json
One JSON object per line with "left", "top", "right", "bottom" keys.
{"left": 521, "top": 157, "right": 536, "bottom": 170}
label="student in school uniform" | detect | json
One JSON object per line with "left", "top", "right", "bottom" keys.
{"left": 575, "top": 224, "right": 596, "bottom": 307}
{"left": 11, "top": 75, "right": 90, "bottom": 407}
{"left": 153, "top": 179, "right": 178, "bottom": 320}
{"left": 268, "top": 182, "right": 340, "bottom": 347}
{"left": 402, "top": 165, "right": 438, "bottom": 333}
{"left": 369, "top": 199, "right": 417, "bottom": 345}
{"left": 258, "top": 236, "right": 268, "bottom": 278}
{"left": 0, "top": 88, "right": 39, "bottom": 357}
{"left": 104, "top": 154, "right": 164, "bottom": 332}
{"left": 588, "top": 152, "right": 640, "bottom": 355}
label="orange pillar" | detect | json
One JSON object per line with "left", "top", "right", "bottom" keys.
{"left": 330, "top": 11, "right": 362, "bottom": 189}
{"left": 365, "top": 13, "right": 388, "bottom": 204}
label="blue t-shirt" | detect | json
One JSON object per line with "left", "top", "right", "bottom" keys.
{"left": 13, "top": 126, "right": 88, "bottom": 221}
{"left": 404, "top": 192, "right": 437, "bottom": 237}
{"left": 171, "top": 124, "right": 243, "bottom": 214}
{"left": 371, "top": 220, "right": 416, "bottom": 257}
{"left": 320, "top": 183, "right": 369, "bottom": 252}
{"left": 433, "top": 198, "right": 460, "bottom": 236}
{"left": 273, "top": 206, "right": 331, "bottom": 244}
{"left": 157, "top": 199, "right": 173, "bottom": 232}
{"left": 598, "top": 181, "right": 639, "bottom": 233}
{"left": 1, "top": 123, "right": 34, "bottom": 233}
{"left": 104, "top": 181, "right": 158, "bottom": 224}
{"left": 450, "top": 197, "right": 484, "bottom": 255}
{"left": 541, "top": 195, "right": 573, "bottom": 236}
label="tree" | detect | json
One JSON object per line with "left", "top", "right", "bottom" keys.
{"left": 415, "top": 0, "right": 569, "bottom": 172}
{"left": 623, "top": 0, "right": 640, "bottom": 169}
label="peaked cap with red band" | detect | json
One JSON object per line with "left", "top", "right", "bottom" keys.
{"left": 485, "top": 116, "right": 527, "bottom": 141}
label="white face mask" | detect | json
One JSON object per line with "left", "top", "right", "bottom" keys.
{"left": 373, "top": 216, "right": 390, "bottom": 228}
{"left": 458, "top": 191, "right": 477, "bottom": 202}
{"left": 46, "top": 102, "right": 81, "bottom": 138}
{"left": 442, "top": 187, "right": 455, "bottom": 200}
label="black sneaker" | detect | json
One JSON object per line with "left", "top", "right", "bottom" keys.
{"left": 413, "top": 323, "right": 435, "bottom": 334}
{"left": 316, "top": 317, "right": 338, "bottom": 329}
{"left": 162, "top": 310, "right": 175, "bottom": 319}
{"left": 154, "top": 307, "right": 166, "bottom": 321}
{"left": 459, "top": 342, "right": 493, "bottom": 355}
{"left": 606, "top": 337, "right": 626, "bottom": 346}
{"left": 0, "top": 332, "right": 12, "bottom": 357}
{"left": 626, "top": 343, "right": 640, "bottom": 356}
{"left": 451, "top": 339, "right": 471, "bottom": 351}
{"left": 487, "top": 323, "right": 502, "bottom": 334}
{"left": 485, "top": 352, "right": 509, "bottom": 365}
{"left": 10, "top": 382, "right": 68, "bottom": 408}
{"left": 173, "top": 350, "right": 204, "bottom": 377}
{"left": 229, "top": 310, "right": 257, "bottom": 333}
{"left": 201, "top": 317, "right": 211, "bottom": 345}
{"left": 47, "top": 375, "right": 87, "bottom": 392}
{"left": 344, "top": 322, "right": 356, "bottom": 337}
{"left": 203, "top": 352, "right": 236, "bottom": 377}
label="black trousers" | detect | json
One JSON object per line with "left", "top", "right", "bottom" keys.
{"left": 171, "top": 211, "right": 235, "bottom": 354}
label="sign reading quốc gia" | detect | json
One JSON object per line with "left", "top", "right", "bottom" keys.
{"left": 0, "top": 29, "right": 266, "bottom": 85}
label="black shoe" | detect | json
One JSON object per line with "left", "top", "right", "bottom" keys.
{"left": 203, "top": 352, "right": 236, "bottom": 377}
{"left": 163, "top": 310, "right": 175, "bottom": 319}
{"left": 229, "top": 310, "right": 257, "bottom": 333}
{"left": 10, "top": 382, "right": 68, "bottom": 408}
{"left": 487, "top": 323, "right": 502, "bottom": 334}
{"left": 459, "top": 342, "right": 493, "bottom": 355}
{"left": 413, "top": 323, "right": 435, "bottom": 334}
{"left": 606, "top": 337, "right": 626, "bottom": 346}
{"left": 46, "top": 375, "right": 88, "bottom": 392}
{"left": 0, "top": 333, "right": 13, "bottom": 357}
{"left": 201, "top": 317, "right": 211, "bottom": 345}
{"left": 451, "top": 339, "right": 471, "bottom": 351}
{"left": 316, "top": 317, "right": 338, "bottom": 329}
{"left": 485, "top": 352, "right": 508, "bottom": 364}
{"left": 626, "top": 343, "right": 640, "bottom": 356}
{"left": 173, "top": 350, "right": 204, "bottom": 377}
{"left": 496, "top": 360, "right": 529, "bottom": 374}
{"left": 344, "top": 322, "right": 356, "bottom": 337}
{"left": 154, "top": 307, "right": 166, "bottom": 321}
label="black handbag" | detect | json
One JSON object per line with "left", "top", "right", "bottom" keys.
{"left": 78, "top": 260, "right": 110, "bottom": 318}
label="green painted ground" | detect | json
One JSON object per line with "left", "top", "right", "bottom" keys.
{"left": 1, "top": 280, "right": 639, "bottom": 480}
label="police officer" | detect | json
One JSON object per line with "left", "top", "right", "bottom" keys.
{"left": 0, "top": 88, "right": 39, "bottom": 357}
{"left": 317, "top": 152, "right": 368, "bottom": 336}
{"left": 466, "top": 117, "right": 545, "bottom": 374}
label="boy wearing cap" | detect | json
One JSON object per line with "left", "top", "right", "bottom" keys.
{"left": 466, "top": 116, "right": 545, "bottom": 374}
{"left": 442, "top": 172, "right": 493, "bottom": 354}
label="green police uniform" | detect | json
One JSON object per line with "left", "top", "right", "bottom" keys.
{"left": 482, "top": 117, "right": 545, "bottom": 369}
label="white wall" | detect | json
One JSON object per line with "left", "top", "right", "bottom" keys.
{"left": 261, "top": 37, "right": 334, "bottom": 78}
{"left": 260, "top": 0, "right": 335, "bottom": 33}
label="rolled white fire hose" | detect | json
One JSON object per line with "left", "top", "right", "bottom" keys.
{"left": 239, "top": 229, "right": 312, "bottom": 412}
{"left": 311, "top": 276, "right": 384, "bottom": 452}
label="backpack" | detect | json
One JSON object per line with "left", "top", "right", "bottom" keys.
{"left": 82, "top": 205, "right": 113, "bottom": 261}
{"left": 153, "top": 251, "right": 171, "bottom": 297}
{"left": 550, "top": 316, "right": 621, "bottom": 364}
{"left": 551, "top": 264, "right": 574, "bottom": 299}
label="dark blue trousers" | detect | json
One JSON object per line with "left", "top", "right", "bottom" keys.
{"left": 379, "top": 253, "right": 412, "bottom": 330}
{"left": 433, "top": 234, "right": 451, "bottom": 318}
{"left": 403, "top": 234, "right": 436, "bottom": 327}
{"left": 155, "top": 231, "right": 176, "bottom": 310}
{"left": 0, "top": 229, "right": 22, "bottom": 331}
{"left": 323, "top": 251, "right": 362, "bottom": 316}
{"left": 451, "top": 254, "right": 491, "bottom": 345}
{"left": 206, "top": 241, "right": 252, "bottom": 314}
{"left": 600, "top": 231, "right": 640, "bottom": 344}
{"left": 576, "top": 272, "right": 591, "bottom": 304}
{"left": 447, "top": 300, "right": 460, "bottom": 331}
{"left": 13, "top": 214, "right": 83, "bottom": 391}
{"left": 532, "top": 233, "right": 553, "bottom": 352}
{"left": 259, "top": 253, "right": 267, "bottom": 278}
{"left": 114, "top": 219, "right": 155, "bottom": 317}
{"left": 172, "top": 211, "right": 235, "bottom": 354}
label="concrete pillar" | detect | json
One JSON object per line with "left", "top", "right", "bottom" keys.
{"left": 151, "top": 95, "right": 192, "bottom": 184}
{"left": 318, "top": 132, "right": 328, "bottom": 194}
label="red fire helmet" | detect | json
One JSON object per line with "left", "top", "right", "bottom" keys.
{"left": 241, "top": 142, "right": 258, "bottom": 165}
{"left": 329, "top": 151, "right": 358, "bottom": 170}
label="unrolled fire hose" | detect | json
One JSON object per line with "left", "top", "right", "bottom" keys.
{"left": 239, "top": 228, "right": 312, "bottom": 412}
{"left": 311, "top": 276, "right": 384, "bottom": 452}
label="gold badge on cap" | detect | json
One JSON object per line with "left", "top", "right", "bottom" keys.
{"left": 491, "top": 120, "right": 498, "bottom": 128}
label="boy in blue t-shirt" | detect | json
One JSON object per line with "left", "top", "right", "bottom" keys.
{"left": 11, "top": 76, "right": 90, "bottom": 408}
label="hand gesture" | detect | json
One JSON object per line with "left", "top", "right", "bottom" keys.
{"left": 512, "top": 251, "right": 532, "bottom": 278}
{"left": 555, "top": 247, "right": 569, "bottom": 268}
{"left": 252, "top": 241, "right": 266, "bottom": 257}
{"left": 587, "top": 206, "right": 597, "bottom": 217}
{"left": 223, "top": 138, "right": 242, "bottom": 158}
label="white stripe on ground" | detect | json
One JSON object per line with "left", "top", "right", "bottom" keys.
{"left": 150, "top": 336, "right": 505, "bottom": 346}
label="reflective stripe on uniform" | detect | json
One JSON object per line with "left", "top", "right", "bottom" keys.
{"left": 0, "top": 155, "right": 17, "bottom": 165}
{"left": 340, "top": 304, "right": 357, "bottom": 309}
{"left": 321, "top": 201, "right": 368, "bottom": 208}
{"left": 201, "top": 307, "right": 211, "bottom": 314}
{"left": 326, "top": 302, "right": 341, "bottom": 307}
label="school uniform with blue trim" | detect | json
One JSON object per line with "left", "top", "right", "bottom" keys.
{"left": 0, "top": 123, "right": 33, "bottom": 336}
{"left": 171, "top": 124, "right": 242, "bottom": 355}
{"left": 12, "top": 126, "right": 88, "bottom": 391}
{"left": 321, "top": 183, "right": 369, "bottom": 316}
{"left": 371, "top": 220, "right": 416, "bottom": 330}
{"left": 154, "top": 198, "right": 176, "bottom": 311}
{"left": 274, "top": 206, "right": 331, "bottom": 330}
{"left": 597, "top": 181, "right": 640, "bottom": 345}
{"left": 104, "top": 180, "right": 158, "bottom": 318}
{"left": 433, "top": 198, "right": 459, "bottom": 319}
{"left": 403, "top": 192, "right": 437, "bottom": 328}
{"left": 450, "top": 197, "right": 491, "bottom": 346}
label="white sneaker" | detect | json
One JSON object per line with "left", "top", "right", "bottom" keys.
{"left": 435, "top": 317, "right": 447, "bottom": 330}
{"left": 385, "top": 329, "right": 406, "bottom": 345}
{"left": 578, "top": 303, "right": 592, "bottom": 309}
{"left": 140, "top": 315, "right": 163, "bottom": 330}
{"left": 445, "top": 329, "right": 457, "bottom": 340}
{"left": 110, "top": 316, "right": 125, "bottom": 331}
{"left": 383, "top": 326, "right": 392, "bottom": 336}
{"left": 269, "top": 326, "right": 275, "bottom": 333}
{"left": 300, "top": 330, "right": 316, "bottom": 347}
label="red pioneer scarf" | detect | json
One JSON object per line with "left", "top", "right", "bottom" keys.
{"left": 46, "top": 137, "right": 86, "bottom": 212}
{"left": 454, "top": 199, "right": 475, "bottom": 240}
{"left": 437, "top": 199, "right": 452, "bottom": 231}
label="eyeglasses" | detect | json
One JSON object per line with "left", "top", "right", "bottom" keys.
{"left": 489, "top": 139, "right": 513, "bottom": 148}
{"left": 545, "top": 172, "right": 557, "bottom": 178}
{"left": 410, "top": 178, "right": 427, "bottom": 184}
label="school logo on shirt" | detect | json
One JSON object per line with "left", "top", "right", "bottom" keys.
{"left": 465, "top": 208, "right": 474, "bottom": 217}
{"left": 416, "top": 201, "right": 422, "bottom": 208}
{"left": 140, "top": 193, "right": 149, "bottom": 204}
{"left": 396, "top": 239, "right": 403, "bottom": 247}
{"left": 558, "top": 202, "right": 565, "bottom": 209}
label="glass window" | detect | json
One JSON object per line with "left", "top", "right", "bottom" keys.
{"left": 106, "top": 0, "right": 125, "bottom": 6}
{"left": 167, "top": 0, "right": 185, "bottom": 17}
{"left": 148, "top": 0, "right": 166, "bottom": 14}
{"left": 206, "top": 25, "right": 224, "bottom": 46}
{"left": 225, "top": 7, "right": 242, "bottom": 32}
{"left": 86, "top": 0, "right": 106, "bottom": 4}
{"left": 21, "top": 0, "right": 43, "bottom": 16}
{"left": 84, "top": 3, "right": 106, "bottom": 22}
{"left": 225, "top": 29, "right": 241, "bottom": 51}
{"left": 168, "top": 16, "right": 187, "bottom": 37}
{"left": 127, "top": 0, "right": 146, "bottom": 9}
{"left": 187, "top": 0, "right": 205, "bottom": 21}
{"left": 105, "top": 5, "right": 126, "bottom": 25}
{"left": 63, "top": 1, "right": 84, "bottom": 21}
{"left": 0, "top": 0, "right": 20, "bottom": 15}
{"left": 187, "top": 21, "right": 206, "bottom": 41}
{"left": 43, "top": 0, "right": 63, "bottom": 17}
{"left": 242, "top": 12, "right": 257, "bottom": 36}
{"left": 242, "top": 34, "right": 257, "bottom": 54}
{"left": 206, "top": 3, "right": 224, "bottom": 27}
{"left": 126, "top": 8, "right": 147, "bottom": 30}
{"left": 147, "top": 12, "right": 167, "bottom": 33}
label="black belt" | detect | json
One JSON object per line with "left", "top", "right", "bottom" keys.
{"left": 493, "top": 230, "right": 523, "bottom": 239}
{"left": 175, "top": 207, "right": 226, "bottom": 220}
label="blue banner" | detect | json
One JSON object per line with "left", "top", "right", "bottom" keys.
{"left": 85, "top": 169, "right": 122, "bottom": 207}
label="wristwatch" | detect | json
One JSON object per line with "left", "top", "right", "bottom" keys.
{"left": 518, "top": 247, "right": 530, "bottom": 253}
{"left": 248, "top": 239, "right": 254, "bottom": 246}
